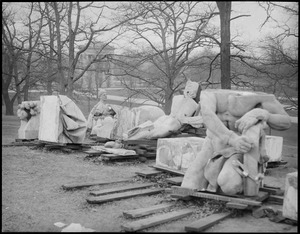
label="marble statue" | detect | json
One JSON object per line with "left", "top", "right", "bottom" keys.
{"left": 86, "top": 88, "right": 165, "bottom": 140}
{"left": 125, "top": 80, "right": 204, "bottom": 140}
{"left": 17, "top": 101, "right": 40, "bottom": 139}
{"left": 86, "top": 88, "right": 112, "bottom": 136}
{"left": 181, "top": 88, "right": 292, "bottom": 195}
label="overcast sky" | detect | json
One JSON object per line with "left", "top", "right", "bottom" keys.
{"left": 5, "top": 1, "right": 298, "bottom": 54}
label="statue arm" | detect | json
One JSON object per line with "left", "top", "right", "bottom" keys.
{"left": 235, "top": 97, "right": 291, "bottom": 132}
{"left": 178, "top": 103, "right": 203, "bottom": 128}
{"left": 262, "top": 99, "right": 291, "bottom": 130}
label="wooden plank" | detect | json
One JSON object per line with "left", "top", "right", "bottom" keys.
{"left": 90, "top": 183, "right": 156, "bottom": 196}
{"left": 101, "top": 154, "right": 138, "bottom": 160}
{"left": 62, "top": 178, "right": 132, "bottom": 190}
{"left": 170, "top": 194, "right": 192, "bottom": 201}
{"left": 171, "top": 186, "right": 262, "bottom": 206}
{"left": 152, "top": 165, "right": 185, "bottom": 176}
{"left": 226, "top": 202, "right": 249, "bottom": 210}
{"left": 15, "top": 138, "right": 38, "bottom": 142}
{"left": 123, "top": 203, "right": 174, "bottom": 218}
{"left": 259, "top": 187, "right": 284, "bottom": 196}
{"left": 166, "top": 176, "right": 183, "bottom": 185}
{"left": 185, "top": 212, "right": 232, "bottom": 232}
{"left": 121, "top": 209, "right": 193, "bottom": 232}
{"left": 268, "top": 195, "right": 284, "bottom": 205}
{"left": 135, "top": 170, "right": 163, "bottom": 178}
{"left": 83, "top": 150, "right": 103, "bottom": 155}
{"left": 87, "top": 188, "right": 165, "bottom": 204}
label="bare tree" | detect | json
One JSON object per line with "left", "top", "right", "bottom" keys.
{"left": 45, "top": 2, "right": 144, "bottom": 98}
{"left": 2, "top": 4, "right": 25, "bottom": 115}
{"left": 113, "top": 1, "right": 219, "bottom": 114}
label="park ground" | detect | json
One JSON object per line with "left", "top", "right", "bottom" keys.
{"left": 1, "top": 93, "right": 298, "bottom": 232}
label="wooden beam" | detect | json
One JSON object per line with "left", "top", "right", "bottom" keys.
{"left": 171, "top": 186, "right": 262, "bottom": 206}
{"left": 123, "top": 203, "right": 174, "bottom": 218}
{"left": 259, "top": 187, "right": 284, "bottom": 196}
{"left": 87, "top": 188, "right": 165, "bottom": 204}
{"left": 267, "top": 195, "right": 284, "bottom": 205}
{"left": 101, "top": 153, "right": 138, "bottom": 160}
{"left": 226, "top": 202, "right": 249, "bottom": 210}
{"left": 62, "top": 178, "right": 132, "bottom": 190}
{"left": 166, "top": 176, "right": 183, "bottom": 185}
{"left": 152, "top": 165, "right": 185, "bottom": 176}
{"left": 121, "top": 209, "right": 193, "bottom": 232}
{"left": 185, "top": 212, "right": 232, "bottom": 232}
{"left": 135, "top": 170, "right": 163, "bottom": 178}
{"left": 83, "top": 150, "right": 103, "bottom": 156}
{"left": 90, "top": 183, "right": 156, "bottom": 196}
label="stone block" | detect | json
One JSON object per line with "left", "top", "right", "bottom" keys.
{"left": 282, "top": 172, "right": 297, "bottom": 221}
{"left": 38, "top": 96, "right": 61, "bottom": 142}
{"left": 265, "top": 135, "right": 283, "bottom": 162}
{"left": 156, "top": 137, "right": 205, "bottom": 173}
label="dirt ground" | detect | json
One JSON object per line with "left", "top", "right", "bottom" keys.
{"left": 2, "top": 114, "right": 298, "bottom": 232}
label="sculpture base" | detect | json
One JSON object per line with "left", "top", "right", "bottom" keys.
{"left": 155, "top": 137, "right": 205, "bottom": 173}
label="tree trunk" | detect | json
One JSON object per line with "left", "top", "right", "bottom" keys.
{"left": 164, "top": 85, "right": 174, "bottom": 115}
{"left": 217, "top": 1, "right": 231, "bottom": 89}
{"left": 53, "top": 2, "right": 65, "bottom": 95}
{"left": 23, "top": 53, "right": 32, "bottom": 101}
{"left": 2, "top": 91, "right": 14, "bottom": 115}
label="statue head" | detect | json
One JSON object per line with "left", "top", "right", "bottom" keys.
{"left": 184, "top": 79, "right": 200, "bottom": 99}
{"left": 98, "top": 88, "right": 107, "bottom": 101}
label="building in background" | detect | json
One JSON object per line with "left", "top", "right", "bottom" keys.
{"left": 77, "top": 41, "right": 122, "bottom": 92}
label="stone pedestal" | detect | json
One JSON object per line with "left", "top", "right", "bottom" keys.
{"left": 156, "top": 137, "right": 205, "bottom": 173}
{"left": 265, "top": 135, "right": 283, "bottom": 162}
{"left": 18, "top": 115, "right": 40, "bottom": 139}
{"left": 283, "top": 172, "right": 298, "bottom": 221}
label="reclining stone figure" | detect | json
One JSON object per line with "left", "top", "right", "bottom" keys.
{"left": 125, "top": 79, "right": 204, "bottom": 140}
{"left": 86, "top": 88, "right": 165, "bottom": 140}
{"left": 181, "top": 88, "right": 292, "bottom": 195}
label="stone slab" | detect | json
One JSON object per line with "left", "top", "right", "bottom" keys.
{"left": 38, "top": 96, "right": 61, "bottom": 142}
{"left": 282, "top": 172, "right": 298, "bottom": 221}
{"left": 265, "top": 135, "right": 283, "bottom": 162}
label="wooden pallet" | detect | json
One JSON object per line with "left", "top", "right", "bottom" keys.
{"left": 100, "top": 151, "right": 156, "bottom": 161}
{"left": 171, "top": 186, "right": 263, "bottom": 207}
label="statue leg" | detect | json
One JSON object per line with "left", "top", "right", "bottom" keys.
{"left": 217, "top": 153, "right": 243, "bottom": 195}
{"left": 181, "top": 137, "right": 213, "bottom": 190}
